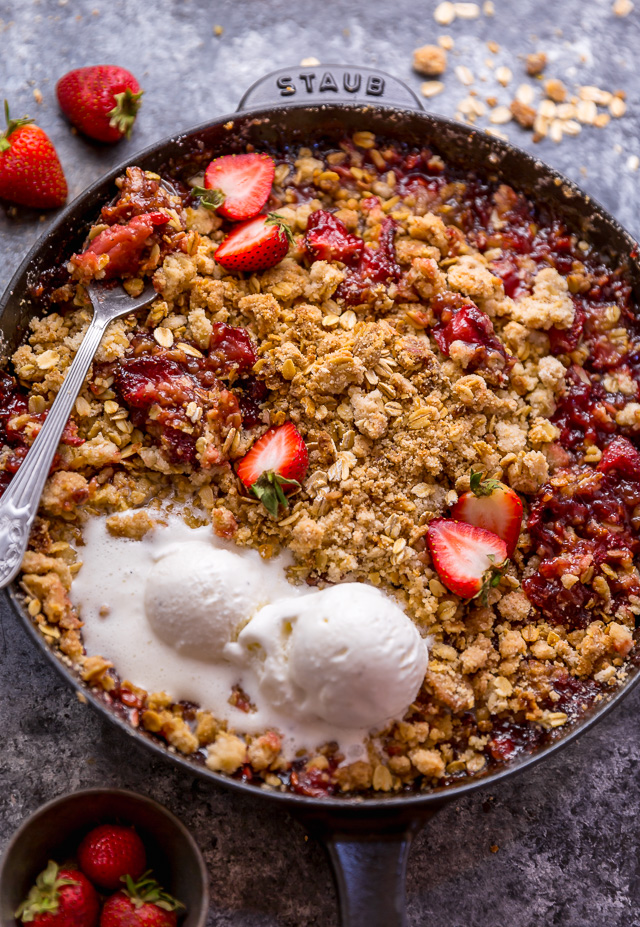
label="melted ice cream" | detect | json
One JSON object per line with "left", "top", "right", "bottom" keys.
{"left": 71, "top": 513, "right": 429, "bottom": 758}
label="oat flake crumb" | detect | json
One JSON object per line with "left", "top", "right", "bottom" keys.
{"left": 421, "top": 80, "right": 445, "bottom": 98}
{"left": 434, "top": 1, "right": 456, "bottom": 24}
{"left": 613, "top": 0, "right": 633, "bottom": 14}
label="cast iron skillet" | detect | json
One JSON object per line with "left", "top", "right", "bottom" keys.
{"left": 2, "top": 66, "right": 640, "bottom": 926}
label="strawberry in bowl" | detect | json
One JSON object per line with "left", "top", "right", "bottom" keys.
{"left": 15, "top": 862, "right": 99, "bottom": 927}
{"left": 99, "top": 875, "right": 183, "bottom": 927}
{"left": 77, "top": 825, "right": 147, "bottom": 892}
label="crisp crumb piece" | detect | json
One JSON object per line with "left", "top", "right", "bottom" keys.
{"left": 213, "top": 23, "right": 223, "bottom": 35}
{"left": 106, "top": 510, "right": 156, "bottom": 540}
{"left": 490, "top": 844, "right": 499, "bottom": 853}
{"left": 483, "top": 0, "right": 495, "bottom": 14}
{"left": 526, "top": 51, "right": 547, "bottom": 76}
{"left": 613, "top": 0, "right": 633, "bottom": 14}
{"left": 544, "top": 79, "right": 566, "bottom": 103}
{"left": 300, "top": 56, "right": 320, "bottom": 66}
{"left": 627, "top": 154, "right": 640, "bottom": 171}
{"left": 495, "top": 66, "right": 512, "bottom": 87}
{"left": 438, "top": 35, "right": 454, "bottom": 50}
{"left": 413, "top": 44, "right": 447, "bottom": 76}
{"left": 33, "top": 88, "right": 43, "bottom": 104}
{"left": 510, "top": 99, "right": 536, "bottom": 128}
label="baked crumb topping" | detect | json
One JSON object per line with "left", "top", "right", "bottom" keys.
{"left": 5, "top": 134, "right": 639, "bottom": 797}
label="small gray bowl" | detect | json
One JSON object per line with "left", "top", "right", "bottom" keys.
{"left": 0, "top": 788, "right": 209, "bottom": 927}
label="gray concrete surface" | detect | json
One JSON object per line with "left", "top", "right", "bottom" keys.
{"left": 1, "top": 1, "right": 640, "bottom": 924}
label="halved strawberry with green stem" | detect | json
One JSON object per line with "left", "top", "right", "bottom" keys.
{"left": 196, "top": 152, "right": 275, "bottom": 220}
{"left": 215, "top": 213, "right": 293, "bottom": 273}
{"left": 451, "top": 470, "right": 523, "bottom": 557}
{"left": 99, "top": 872, "right": 183, "bottom": 927}
{"left": 236, "top": 422, "right": 308, "bottom": 517}
{"left": 426, "top": 517, "right": 508, "bottom": 599}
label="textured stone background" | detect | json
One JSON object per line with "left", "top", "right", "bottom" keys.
{"left": 1, "top": 1, "right": 640, "bottom": 924}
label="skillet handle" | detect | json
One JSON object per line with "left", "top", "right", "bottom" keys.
{"left": 237, "top": 65, "right": 424, "bottom": 112}
{"left": 325, "top": 830, "right": 414, "bottom": 927}
{"left": 298, "top": 813, "right": 432, "bottom": 927}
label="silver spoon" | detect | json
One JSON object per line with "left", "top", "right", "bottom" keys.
{"left": 0, "top": 282, "right": 158, "bottom": 588}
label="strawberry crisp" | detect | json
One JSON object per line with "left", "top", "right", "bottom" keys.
{"left": 5, "top": 132, "right": 640, "bottom": 797}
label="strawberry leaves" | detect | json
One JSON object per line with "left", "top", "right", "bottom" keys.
{"left": 0, "top": 100, "right": 33, "bottom": 153}
{"left": 107, "top": 88, "right": 144, "bottom": 139}
{"left": 16, "top": 862, "right": 78, "bottom": 921}
{"left": 191, "top": 185, "right": 225, "bottom": 211}
{"left": 122, "top": 872, "right": 184, "bottom": 913}
{"left": 249, "top": 471, "right": 301, "bottom": 517}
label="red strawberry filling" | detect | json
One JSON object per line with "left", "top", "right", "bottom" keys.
{"left": 432, "top": 300, "right": 515, "bottom": 384}
{"left": 0, "top": 370, "right": 84, "bottom": 497}
{"left": 73, "top": 212, "right": 169, "bottom": 281}
{"left": 208, "top": 322, "right": 257, "bottom": 376}
{"left": 523, "top": 437, "right": 640, "bottom": 628}
{"left": 303, "top": 209, "right": 364, "bottom": 265}
{"left": 101, "top": 327, "right": 261, "bottom": 469}
{"left": 335, "top": 217, "right": 401, "bottom": 304}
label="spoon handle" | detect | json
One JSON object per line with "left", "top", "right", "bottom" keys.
{"left": 0, "top": 311, "right": 110, "bottom": 588}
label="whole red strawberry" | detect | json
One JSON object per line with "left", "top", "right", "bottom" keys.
{"left": 0, "top": 102, "right": 67, "bottom": 208}
{"left": 56, "top": 66, "right": 143, "bottom": 143}
{"left": 77, "top": 823, "right": 147, "bottom": 891}
{"left": 16, "top": 860, "right": 99, "bottom": 927}
{"left": 100, "top": 873, "right": 184, "bottom": 927}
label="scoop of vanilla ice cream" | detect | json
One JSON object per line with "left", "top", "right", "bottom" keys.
{"left": 144, "top": 542, "right": 267, "bottom": 660}
{"left": 232, "top": 583, "right": 428, "bottom": 729}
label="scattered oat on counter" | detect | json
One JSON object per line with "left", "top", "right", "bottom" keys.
{"left": 525, "top": 52, "right": 547, "bottom": 76}
{"left": 411, "top": 13, "right": 629, "bottom": 151}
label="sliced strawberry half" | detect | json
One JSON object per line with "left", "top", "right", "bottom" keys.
{"left": 427, "top": 517, "right": 508, "bottom": 599}
{"left": 451, "top": 471, "right": 523, "bottom": 557}
{"left": 199, "top": 152, "right": 275, "bottom": 221}
{"left": 215, "top": 213, "right": 293, "bottom": 274}
{"left": 236, "top": 421, "right": 308, "bottom": 517}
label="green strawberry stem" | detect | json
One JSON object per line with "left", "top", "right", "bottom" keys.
{"left": 0, "top": 100, "right": 34, "bottom": 153}
{"left": 479, "top": 556, "right": 507, "bottom": 605}
{"left": 15, "top": 861, "right": 78, "bottom": 922}
{"left": 250, "top": 471, "right": 300, "bottom": 518}
{"left": 265, "top": 213, "right": 294, "bottom": 244}
{"left": 191, "top": 185, "right": 226, "bottom": 211}
{"left": 123, "top": 871, "right": 185, "bottom": 912}
{"left": 107, "top": 88, "right": 143, "bottom": 139}
{"left": 469, "top": 468, "right": 503, "bottom": 497}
